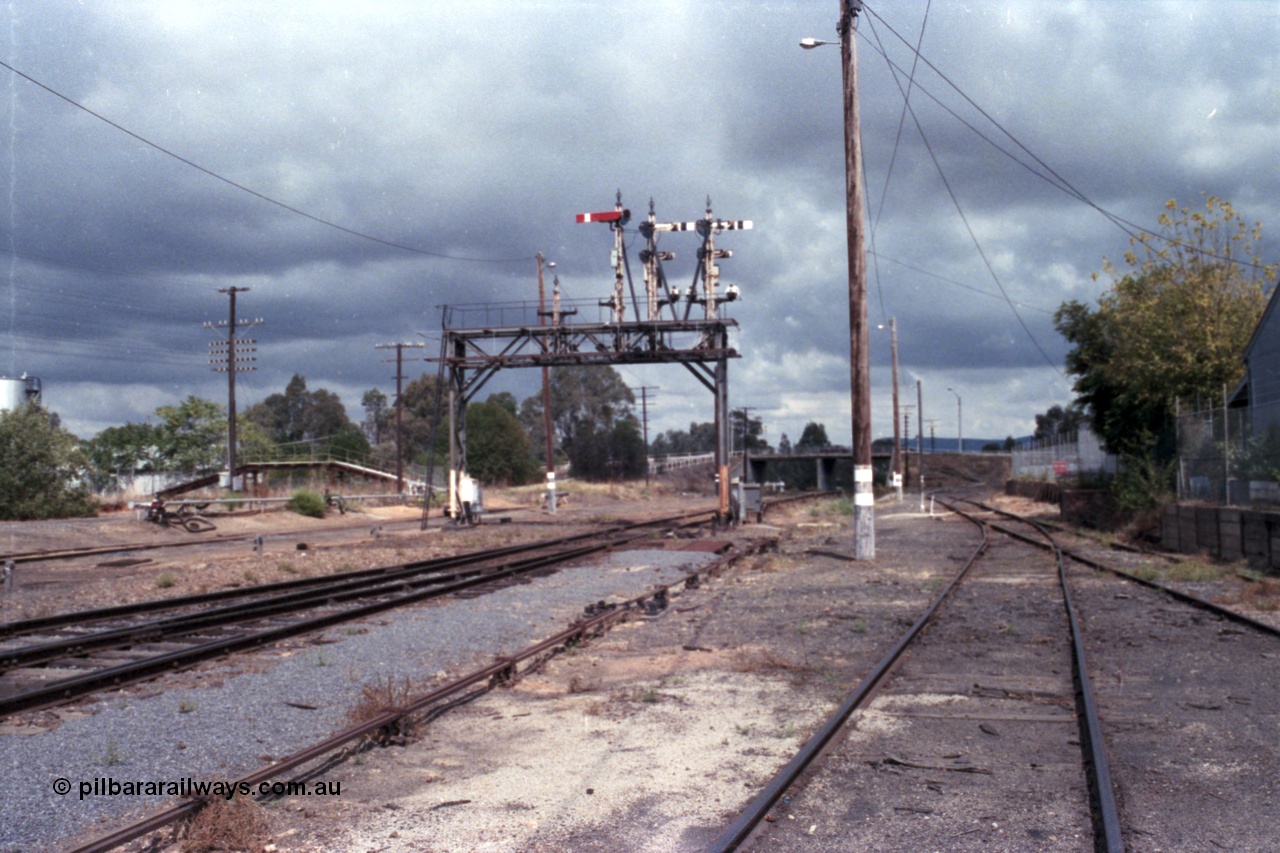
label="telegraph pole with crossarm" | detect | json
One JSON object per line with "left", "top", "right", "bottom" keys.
{"left": 204, "top": 287, "right": 262, "bottom": 488}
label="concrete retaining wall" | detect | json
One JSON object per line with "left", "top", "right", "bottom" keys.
{"left": 1162, "top": 503, "right": 1280, "bottom": 569}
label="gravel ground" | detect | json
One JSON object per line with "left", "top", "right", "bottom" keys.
{"left": 9, "top": 489, "right": 1280, "bottom": 852}
{"left": 1, "top": 546, "right": 719, "bottom": 852}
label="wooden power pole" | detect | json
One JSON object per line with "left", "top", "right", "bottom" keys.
{"left": 841, "top": 0, "right": 874, "bottom": 558}
{"left": 376, "top": 341, "right": 424, "bottom": 493}
{"left": 205, "top": 287, "right": 261, "bottom": 489}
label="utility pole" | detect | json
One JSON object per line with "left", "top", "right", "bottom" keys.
{"left": 537, "top": 253, "right": 558, "bottom": 512}
{"left": 901, "top": 404, "right": 914, "bottom": 485}
{"left": 735, "top": 406, "right": 756, "bottom": 484}
{"left": 889, "top": 316, "right": 901, "bottom": 501}
{"left": 840, "top": 0, "right": 873, "bottom": 557}
{"left": 637, "top": 386, "right": 659, "bottom": 487}
{"left": 926, "top": 419, "right": 939, "bottom": 454}
{"left": 376, "top": 342, "right": 424, "bottom": 493}
{"left": 947, "top": 387, "right": 963, "bottom": 454}
{"left": 917, "top": 380, "right": 925, "bottom": 508}
{"left": 204, "top": 287, "right": 261, "bottom": 489}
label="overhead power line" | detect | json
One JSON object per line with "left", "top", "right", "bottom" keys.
{"left": 865, "top": 12, "right": 1063, "bottom": 376}
{"left": 860, "top": 2, "right": 1276, "bottom": 275}
{"left": 0, "top": 59, "right": 530, "bottom": 265}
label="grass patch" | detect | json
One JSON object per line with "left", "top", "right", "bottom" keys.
{"left": 178, "top": 700, "right": 197, "bottom": 714}
{"left": 155, "top": 572, "right": 177, "bottom": 589}
{"left": 102, "top": 739, "right": 125, "bottom": 766}
{"left": 1163, "top": 558, "right": 1228, "bottom": 583}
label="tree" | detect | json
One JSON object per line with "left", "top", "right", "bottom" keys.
{"left": 156, "top": 396, "right": 226, "bottom": 472}
{"left": 83, "top": 422, "right": 165, "bottom": 490}
{"left": 796, "top": 422, "right": 831, "bottom": 451}
{"left": 245, "top": 374, "right": 357, "bottom": 446}
{"left": 0, "top": 404, "right": 96, "bottom": 520}
{"left": 399, "top": 373, "right": 447, "bottom": 465}
{"left": 1056, "top": 196, "right": 1275, "bottom": 457}
{"left": 543, "top": 366, "right": 639, "bottom": 480}
{"left": 361, "top": 388, "right": 390, "bottom": 444}
{"left": 518, "top": 394, "right": 552, "bottom": 464}
{"left": 1033, "top": 404, "right": 1082, "bottom": 442}
{"left": 466, "top": 396, "right": 539, "bottom": 485}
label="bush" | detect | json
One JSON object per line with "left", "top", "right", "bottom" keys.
{"left": 288, "top": 488, "right": 327, "bottom": 518}
{"left": 0, "top": 405, "right": 97, "bottom": 520}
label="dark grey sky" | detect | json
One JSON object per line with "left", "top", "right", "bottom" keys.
{"left": 2, "top": 1, "right": 1277, "bottom": 445}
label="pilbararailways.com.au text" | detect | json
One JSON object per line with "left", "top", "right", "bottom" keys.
{"left": 53, "top": 776, "right": 341, "bottom": 801}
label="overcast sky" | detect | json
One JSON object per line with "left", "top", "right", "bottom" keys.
{"left": 2, "top": 1, "right": 1277, "bottom": 448}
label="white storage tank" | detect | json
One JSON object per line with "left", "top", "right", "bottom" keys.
{"left": 0, "top": 374, "right": 42, "bottom": 412}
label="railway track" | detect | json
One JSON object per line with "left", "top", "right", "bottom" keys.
{"left": 709, "top": 496, "right": 1123, "bottom": 851}
{"left": 63, "top": 537, "right": 772, "bottom": 853}
{"left": 0, "top": 510, "right": 717, "bottom": 717}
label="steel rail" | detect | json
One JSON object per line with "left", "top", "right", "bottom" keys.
{"left": 959, "top": 498, "right": 1280, "bottom": 641}
{"left": 707, "top": 520, "right": 989, "bottom": 851}
{"left": 1, "top": 508, "right": 712, "bottom": 640}
{"left": 67, "top": 540, "right": 772, "bottom": 853}
{"left": 0, "top": 514, "right": 434, "bottom": 566}
{"left": 941, "top": 498, "right": 1124, "bottom": 853}
{"left": 0, "top": 539, "right": 597, "bottom": 717}
{"left": 1, "top": 512, "right": 716, "bottom": 717}
{"left": 2, "top": 542, "right": 596, "bottom": 670}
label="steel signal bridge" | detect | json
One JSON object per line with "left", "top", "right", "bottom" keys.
{"left": 432, "top": 195, "right": 751, "bottom": 523}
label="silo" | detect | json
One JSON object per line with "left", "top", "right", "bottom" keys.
{"left": 0, "top": 375, "right": 42, "bottom": 412}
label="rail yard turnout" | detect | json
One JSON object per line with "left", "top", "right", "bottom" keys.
{"left": 4, "top": 470, "right": 1280, "bottom": 852}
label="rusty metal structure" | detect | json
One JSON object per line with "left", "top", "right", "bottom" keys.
{"left": 434, "top": 194, "right": 751, "bottom": 523}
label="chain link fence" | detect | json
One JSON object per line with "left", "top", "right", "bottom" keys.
{"left": 1174, "top": 400, "right": 1278, "bottom": 505}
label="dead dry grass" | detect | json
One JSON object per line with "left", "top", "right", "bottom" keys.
{"left": 181, "top": 796, "right": 269, "bottom": 853}
{"left": 345, "top": 673, "right": 416, "bottom": 728}
{"left": 1217, "top": 577, "right": 1280, "bottom": 612}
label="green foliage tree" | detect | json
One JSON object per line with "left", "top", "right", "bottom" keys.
{"left": 1055, "top": 196, "right": 1275, "bottom": 458}
{"left": 156, "top": 396, "right": 226, "bottom": 472}
{"left": 465, "top": 396, "right": 539, "bottom": 485}
{"left": 83, "top": 421, "right": 165, "bottom": 490}
{"left": 649, "top": 421, "right": 716, "bottom": 456}
{"left": 539, "top": 365, "right": 640, "bottom": 481}
{"left": 399, "top": 373, "right": 447, "bottom": 465}
{"left": 325, "top": 427, "right": 372, "bottom": 463}
{"left": 361, "top": 388, "right": 390, "bottom": 444}
{"left": 0, "top": 405, "right": 96, "bottom": 520}
{"left": 1033, "top": 404, "right": 1082, "bottom": 442}
{"left": 245, "top": 374, "right": 355, "bottom": 446}
{"left": 796, "top": 422, "right": 831, "bottom": 451}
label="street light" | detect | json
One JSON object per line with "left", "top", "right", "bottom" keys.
{"left": 802, "top": 0, "right": 873, "bottom": 559}
{"left": 947, "top": 387, "right": 963, "bottom": 455}
{"left": 877, "top": 318, "right": 902, "bottom": 501}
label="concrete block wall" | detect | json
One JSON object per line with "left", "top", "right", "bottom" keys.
{"left": 1162, "top": 504, "right": 1280, "bottom": 569}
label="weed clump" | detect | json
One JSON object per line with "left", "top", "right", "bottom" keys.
{"left": 181, "top": 796, "right": 269, "bottom": 853}
{"left": 345, "top": 674, "right": 417, "bottom": 744}
{"left": 287, "top": 488, "right": 327, "bottom": 518}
